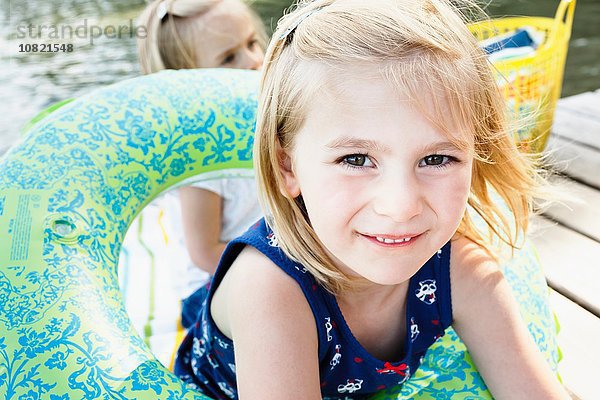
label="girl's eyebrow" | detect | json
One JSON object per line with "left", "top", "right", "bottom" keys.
{"left": 325, "top": 136, "right": 390, "bottom": 152}
{"left": 419, "top": 141, "right": 466, "bottom": 154}
{"left": 325, "top": 136, "right": 465, "bottom": 154}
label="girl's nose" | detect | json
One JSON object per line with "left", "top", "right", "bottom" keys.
{"left": 244, "top": 48, "right": 263, "bottom": 70}
{"left": 372, "top": 172, "right": 424, "bottom": 222}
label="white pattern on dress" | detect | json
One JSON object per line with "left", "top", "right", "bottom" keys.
{"left": 207, "top": 353, "right": 219, "bottom": 369}
{"left": 415, "top": 279, "right": 437, "bottom": 304}
{"left": 330, "top": 344, "right": 342, "bottom": 370}
{"left": 266, "top": 231, "right": 279, "bottom": 247}
{"left": 337, "top": 379, "right": 363, "bottom": 394}
{"left": 325, "top": 317, "right": 333, "bottom": 342}
{"left": 218, "top": 382, "right": 236, "bottom": 398}
{"left": 215, "top": 336, "right": 230, "bottom": 349}
{"left": 410, "top": 317, "right": 420, "bottom": 342}
{"left": 192, "top": 337, "right": 206, "bottom": 358}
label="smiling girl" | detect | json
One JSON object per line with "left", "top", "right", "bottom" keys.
{"left": 174, "top": 0, "right": 570, "bottom": 398}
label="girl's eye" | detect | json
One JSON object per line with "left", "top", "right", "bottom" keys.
{"left": 248, "top": 39, "right": 258, "bottom": 49}
{"left": 419, "top": 154, "right": 456, "bottom": 168}
{"left": 341, "top": 154, "right": 374, "bottom": 168}
{"left": 222, "top": 54, "right": 235, "bottom": 65}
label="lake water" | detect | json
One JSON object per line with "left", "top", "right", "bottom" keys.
{"left": 1, "top": 0, "right": 599, "bottom": 154}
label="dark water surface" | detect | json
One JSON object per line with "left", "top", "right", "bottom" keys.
{"left": 1, "top": 0, "right": 598, "bottom": 153}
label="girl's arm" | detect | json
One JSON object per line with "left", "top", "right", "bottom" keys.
{"left": 215, "top": 245, "right": 322, "bottom": 399}
{"left": 451, "top": 237, "right": 570, "bottom": 400}
{"left": 179, "top": 186, "right": 226, "bottom": 274}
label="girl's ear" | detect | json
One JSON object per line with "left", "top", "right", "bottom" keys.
{"left": 276, "top": 142, "right": 301, "bottom": 198}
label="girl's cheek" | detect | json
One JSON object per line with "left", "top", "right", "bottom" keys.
{"left": 308, "top": 173, "right": 362, "bottom": 208}
{"left": 447, "top": 172, "right": 472, "bottom": 210}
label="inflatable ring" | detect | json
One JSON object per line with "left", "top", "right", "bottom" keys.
{"left": 0, "top": 69, "right": 559, "bottom": 399}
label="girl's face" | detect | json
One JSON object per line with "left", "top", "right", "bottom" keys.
{"left": 195, "top": 0, "right": 264, "bottom": 70}
{"left": 280, "top": 72, "right": 473, "bottom": 287}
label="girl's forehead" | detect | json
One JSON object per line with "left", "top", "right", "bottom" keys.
{"left": 297, "top": 62, "right": 473, "bottom": 145}
{"left": 198, "top": 0, "right": 254, "bottom": 34}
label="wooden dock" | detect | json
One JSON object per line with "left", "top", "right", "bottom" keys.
{"left": 531, "top": 89, "right": 600, "bottom": 400}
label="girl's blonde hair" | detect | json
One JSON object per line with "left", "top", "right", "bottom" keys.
{"left": 137, "top": 0, "right": 267, "bottom": 74}
{"left": 255, "top": 0, "right": 547, "bottom": 294}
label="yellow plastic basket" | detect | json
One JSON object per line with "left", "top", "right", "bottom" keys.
{"left": 469, "top": 0, "right": 576, "bottom": 153}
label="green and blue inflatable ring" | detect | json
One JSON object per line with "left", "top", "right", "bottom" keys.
{"left": 0, "top": 69, "right": 560, "bottom": 399}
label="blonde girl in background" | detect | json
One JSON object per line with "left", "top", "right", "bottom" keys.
{"left": 138, "top": 0, "right": 266, "bottom": 72}
{"left": 173, "top": 0, "right": 570, "bottom": 398}
{"left": 136, "top": 0, "right": 266, "bottom": 326}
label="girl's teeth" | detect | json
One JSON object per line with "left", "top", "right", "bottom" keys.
{"left": 375, "top": 236, "right": 411, "bottom": 243}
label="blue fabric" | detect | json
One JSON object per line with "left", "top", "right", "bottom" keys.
{"left": 482, "top": 29, "right": 535, "bottom": 54}
{"left": 181, "top": 283, "right": 211, "bottom": 330}
{"left": 174, "top": 218, "right": 452, "bottom": 399}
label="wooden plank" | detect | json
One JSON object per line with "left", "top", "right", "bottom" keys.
{"left": 529, "top": 216, "right": 600, "bottom": 316}
{"left": 552, "top": 103, "right": 600, "bottom": 151}
{"left": 550, "top": 290, "right": 600, "bottom": 400}
{"left": 542, "top": 177, "right": 600, "bottom": 242}
{"left": 544, "top": 135, "right": 600, "bottom": 189}
{"left": 544, "top": 89, "right": 600, "bottom": 186}
{"left": 552, "top": 108, "right": 600, "bottom": 151}
{"left": 556, "top": 90, "right": 600, "bottom": 122}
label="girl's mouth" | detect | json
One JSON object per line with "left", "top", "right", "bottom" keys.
{"left": 361, "top": 233, "right": 422, "bottom": 247}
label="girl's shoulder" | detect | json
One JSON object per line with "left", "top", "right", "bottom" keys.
{"left": 450, "top": 235, "right": 500, "bottom": 281}
{"left": 227, "top": 220, "right": 315, "bottom": 286}
{"left": 210, "top": 244, "right": 322, "bottom": 397}
{"left": 449, "top": 236, "right": 503, "bottom": 316}
{"left": 211, "top": 244, "right": 316, "bottom": 341}
{"left": 224, "top": 244, "right": 307, "bottom": 297}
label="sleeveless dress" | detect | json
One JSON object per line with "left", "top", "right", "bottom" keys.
{"left": 174, "top": 218, "right": 452, "bottom": 399}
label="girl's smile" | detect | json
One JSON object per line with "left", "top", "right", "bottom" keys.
{"left": 359, "top": 231, "right": 422, "bottom": 247}
{"left": 280, "top": 67, "right": 474, "bottom": 286}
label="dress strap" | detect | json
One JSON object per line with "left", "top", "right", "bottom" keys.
{"left": 214, "top": 218, "right": 333, "bottom": 360}
{"left": 408, "top": 241, "right": 453, "bottom": 352}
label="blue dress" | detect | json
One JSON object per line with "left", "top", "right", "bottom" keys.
{"left": 174, "top": 218, "right": 452, "bottom": 399}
